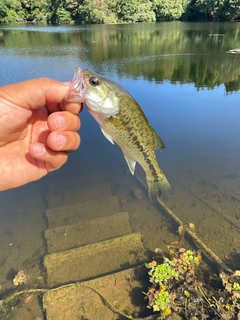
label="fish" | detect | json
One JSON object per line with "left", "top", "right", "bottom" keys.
{"left": 67, "top": 67, "right": 172, "bottom": 202}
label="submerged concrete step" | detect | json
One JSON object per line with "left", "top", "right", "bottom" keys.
{"left": 45, "top": 172, "right": 106, "bottom": 194}
{"left": 46, "top": 182, "right": 112, "bottom": 209}
{"left": 44, "top": 232, "right": 147, "bottom": 287}
{"left": 46, "top": 195, "right": 120, "bottom": 229}
{"left": 43, "top": 266, "right": 147, "bottom": 320}
{"left": 45, "top": 211, "right": 132, "bottom": 254}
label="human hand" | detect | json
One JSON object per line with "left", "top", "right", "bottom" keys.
{"left": 0, "top": 77, "right": 82, "bottom": 191}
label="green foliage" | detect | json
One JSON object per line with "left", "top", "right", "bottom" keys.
{"left": 56, "top": 7, "right": 72, "bottom": 23}
{"left": 233, "top": 282, "right": 240, "bottom": 291}
{"left": 152, "top": 0, "right": 190, "bottom": 21}
{"left": 78, "top": 0, "right": 106, "bottom": 24}
{"left": 0, "top": 0, "right": 13, "bottom": 23}
{"left": 146, "top": 258, "right": 179, "bottom": 286}
{"left": 183, "top": 0, "right": 240, "bottom": 21}
{"left": 153, "top": 290, "right": 170, "bottom": 312}
{"left": 0, "top": 0, "right": 49, "bottom": 23}
{"left": 48, "top": 0, "right": 75, "bottom": 24}
{"left": 76, "top": 0, "right": 155, "bottom": 24}
{"left": 6, "top": 9, "right": 18, "bottom": 22}
{"left": 76, "top": 0, "right": 120, "bottom": 24}
{"left": 145, "top": 248, "right": 202, "bottom": 318}
{"left": 184, "top": 290, "right": 190, "bottom": 297}
{"left": 117, "top": 0, "right": 155, "bottom": 22}
{"left": 0, "top": 0, "right": 240, "bottom": 24}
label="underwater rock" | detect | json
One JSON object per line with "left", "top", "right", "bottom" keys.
{"left": 133, "top": 188, "right": 144, "bottom": 199}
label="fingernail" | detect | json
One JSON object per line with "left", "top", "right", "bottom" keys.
{"left": 33, "top": 143, "right": 45, "bottom": 155}
{"left": 55, "top": 116, "right": 66, "bottom": 129}
{"left": 57, "top": 135, "right": 67, "bottom": 148}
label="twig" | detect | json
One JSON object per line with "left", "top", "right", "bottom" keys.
{"left": 197, "top": 286, "right": 223, "bottom": 319}
{"left": 135, "top": 174, "right": 233, "bottom": 274}
{"left": 79, "top": 283, "right": 134, "bottom": 319}
{"left": 2, "top": 282, "right": 137, "bottom": 320}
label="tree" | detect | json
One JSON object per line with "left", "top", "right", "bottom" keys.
{"left": 0, "top": 0, "right": 240, "bottom": 24}
{"left": 22, "top": 0, "right": 49, "bottom": 21}
{"left": 48, "top": 0, "right": 67, "bottom": 24}
{"left": 182, "top": 0, "right": 240, "bottom": 21}
{"left": 77, "top": 0, "right": 105, "bottom": 23}
{"left": 0, "top": 0, "right": 22, "bottom": 23}
{"left": 117, "top": 0, "right": 155, "bottom": 22}
{"left": 56, "top": 7, "right": 72, "bottom": 23}
{"left": 218, "top": 0, "right": 240, "bottom": 21}
{"left": 152, "top": 0, "right": 190, "bottom": 21}
{"left": 0, "top": 1, "right": 8, "bottom": 23}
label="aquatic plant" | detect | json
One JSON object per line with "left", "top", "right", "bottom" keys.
{"left": 13, "top": 270, "right": 29, "bottom": 286}
{"left": 145, "top": 247, "right": 203, "bottom": 319}
{"left": 146, "top": 258, "right": 179, "bottom": 286}
{"left": 145, "top": 247, "right": 240, "bottom": 319}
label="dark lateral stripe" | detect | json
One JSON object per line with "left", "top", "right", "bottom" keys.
{"left": 133, "top": 137, "right": 158, "bottom": 178}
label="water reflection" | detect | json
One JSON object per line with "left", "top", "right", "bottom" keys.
{"left": 1, "top": 22, "right": 240, "bottom": 91}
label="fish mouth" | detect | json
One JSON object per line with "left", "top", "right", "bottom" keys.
{"left": 66, "top": 67, "right": 86, "bottom": 102}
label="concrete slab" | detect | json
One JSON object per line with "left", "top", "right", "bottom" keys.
{"left": 46, "top": 182, "right": 112, "bottom": 209}
{"left": 161, "top": 163, "right": 240, "bottom": 258}
{"left": 44, "top": 232, "right": 147, "bottom": 287}
{"left": 46, "top": 195, "right": 120, "bottom": 229}
{"left": 45, "top": 212, "right": 132, "bottom": 254}
{"left": 43, "top": 266, "right": 148, "bottom": 320}
{"left": 45, "top": 172, "right": 106, "bottom": 193}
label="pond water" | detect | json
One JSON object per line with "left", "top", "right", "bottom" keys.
{"left": 1, "top": 21, "right": 240, "bottom": 317}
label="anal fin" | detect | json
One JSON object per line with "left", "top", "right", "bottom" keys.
{"left": 124, "top": 154, "right": 136, "bottom": 175}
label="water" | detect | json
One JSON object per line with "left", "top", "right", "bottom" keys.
{"left": 1, "top": 21, "right": 240, "bottom": 317}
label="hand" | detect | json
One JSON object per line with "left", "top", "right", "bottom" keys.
{"left": 0, "top": 77, "right": 82, "bottom": 191}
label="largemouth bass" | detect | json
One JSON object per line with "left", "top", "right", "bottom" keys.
{"left": 67, "top": 67, "right": 172, "bottom": 202}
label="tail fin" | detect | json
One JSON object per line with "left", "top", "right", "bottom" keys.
{"left": 146, "top": 175, "right": 172, "bottom": 203}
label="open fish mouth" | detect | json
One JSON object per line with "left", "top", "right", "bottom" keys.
{"left": 66, "top": 67, "right": 86, "bottom": 102}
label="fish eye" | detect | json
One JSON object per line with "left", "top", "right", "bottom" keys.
{"left": 89, "top": 76, "right": 99, "bottom": 86}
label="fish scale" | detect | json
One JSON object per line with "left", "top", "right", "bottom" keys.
{"left": 106, "top": 96, "right": 157, "bottom": 172}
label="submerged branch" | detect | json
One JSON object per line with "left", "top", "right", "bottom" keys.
{"left": 135, "top": 174, "right": 233, "bottom": 274}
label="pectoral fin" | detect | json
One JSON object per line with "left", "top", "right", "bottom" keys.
{"left": 123, "top": 154, "right": 136, "bottom": 175}
{"left": 153, "top": 129, "right": 165, "bottom": 149}
{"left": 101, "top": 128, "right": 114, "bottom": 145}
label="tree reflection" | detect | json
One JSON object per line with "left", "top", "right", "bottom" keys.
{"left": 2, "top": 22, "right": 240, "bottom": 92}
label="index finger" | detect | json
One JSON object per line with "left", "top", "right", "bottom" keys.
{"left": 1, "top": 78, "right": 67, "bottom": 109}
{"left": 1, "top": 77, "right": 82, "bottom": 114}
